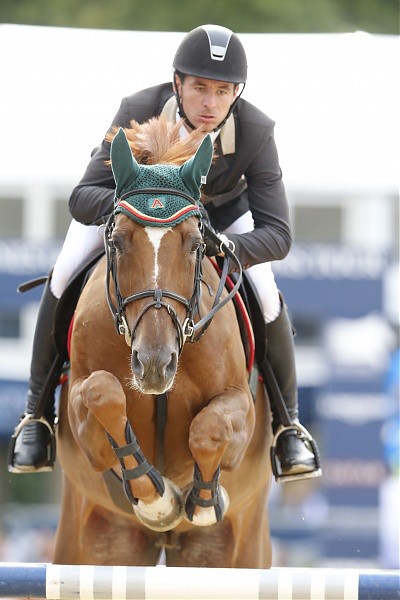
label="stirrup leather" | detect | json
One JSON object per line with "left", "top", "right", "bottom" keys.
{"left": 8, "top": 413, "right": 57, "bottom": 473}
{"left": 270, "top": 422, "right": 322, "bottom": 483}
{"left": 107, "top": 422, "right": 165, "bottom": 505}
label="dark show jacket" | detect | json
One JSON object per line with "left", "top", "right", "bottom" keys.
{"left": 69, "top": 82, "right": 292, "bottom": 268}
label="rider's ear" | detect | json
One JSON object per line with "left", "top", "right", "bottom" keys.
{"left": 110, "top": 128, "right": 141, "bottom": 197}
{"left": 179, "top": 134, "right": 213, "bottom": 195}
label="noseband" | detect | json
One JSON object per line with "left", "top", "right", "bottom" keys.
{"left": 104, "top": 188, "right": 242, "bottom": 352}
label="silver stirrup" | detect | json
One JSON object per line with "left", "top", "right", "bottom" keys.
{"left": 270, "top": 422, "right": 322, "bottom": 483}
{"left": 8, "top": 413, "right": 57, "bottom": 473}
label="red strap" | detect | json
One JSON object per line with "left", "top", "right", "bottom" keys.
{"left": 209, "top": 258, "right": 255, "bottom": 372}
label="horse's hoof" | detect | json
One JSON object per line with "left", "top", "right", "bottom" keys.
{"left": 183, "top": 485, "right": 230, "bottom": 527}
{"left": 133, "top": 477, "right": 184, "bottom": 532}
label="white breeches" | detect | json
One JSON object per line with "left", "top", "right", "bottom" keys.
{"left": 222, "top": 211, "right": 281, "bottom": 323}
{"left": 50, "top": 219, "right": 103, "bottom": 299}
{"left": 51, "top": 213, "right": 281, "bottom": 323}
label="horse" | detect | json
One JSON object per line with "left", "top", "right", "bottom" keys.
{"left": 53, "top": 117, "right": 273, "bottom": 568}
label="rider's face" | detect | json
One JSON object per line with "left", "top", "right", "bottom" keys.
{"left": 175, "top": 75, "right": 237, "bottom": 132}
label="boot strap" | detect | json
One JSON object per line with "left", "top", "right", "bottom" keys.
{"left": 185, "top": 463, "right": 225, "bottom": 522}
{"left": 107, "top": 422, "right": 165, "bottom": 505}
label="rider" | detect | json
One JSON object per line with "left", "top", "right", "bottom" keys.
{"left": 9, "top": 24, "right": 320, "bottom": 482}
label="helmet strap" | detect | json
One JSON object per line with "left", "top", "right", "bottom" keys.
{"left": 173, "top": 72, "right": 197, "bottom": 131}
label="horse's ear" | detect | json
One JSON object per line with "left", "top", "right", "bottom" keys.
{"left": 179, "top": 134, "right": 213, "bottom": 195}
{"left": 110, "top": 128, "right": 140, "bottom": 196}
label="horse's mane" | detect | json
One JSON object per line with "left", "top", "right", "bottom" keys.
{"left": 106, "top": 116, "right": 210, "bottom": 166}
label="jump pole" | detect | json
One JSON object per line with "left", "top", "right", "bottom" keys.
{"left": 0, "top": 563, "right": 398, "bottom": 600}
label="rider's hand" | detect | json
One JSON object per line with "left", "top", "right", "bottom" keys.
{"left": 204, "top": 232, "right": 221, "bottom": 257}
{"left": 199, "top": 206, "right": 236, "bottom": 257}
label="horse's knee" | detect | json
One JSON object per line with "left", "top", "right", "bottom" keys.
{"left": 80, "top": 370, "right": 124, "bottom": 408}
{"left": 68, "top": 371, "right": 127, "bottom": 470}
{"left": 189, "top": 412, "right": 232, "bottom": 460}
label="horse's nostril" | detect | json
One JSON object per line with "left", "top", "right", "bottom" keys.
{"left": 131, "top": 350, "right": 144, "bottom": 378}
{"left": 164, "top": 353, "right": 178, "bottom": 379}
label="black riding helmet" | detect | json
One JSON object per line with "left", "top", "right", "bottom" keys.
{"left": 172, "top": 24, "right": 247, "bottom": 130}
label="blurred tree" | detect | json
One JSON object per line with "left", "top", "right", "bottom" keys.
{"left": 0, "top": 0, "right": 398, "bottom": 34}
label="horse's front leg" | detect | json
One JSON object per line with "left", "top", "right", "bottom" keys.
{"left": 186, "top": 388, "right": 255, "bottom": 526}
{"left": 69, "top": 370, "right": 183, "bottom": 531}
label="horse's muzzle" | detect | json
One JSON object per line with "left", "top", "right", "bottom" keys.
{"left": 131, "top": 347, "right": 178, "bottom": 394}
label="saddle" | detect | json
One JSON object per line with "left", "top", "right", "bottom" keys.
{"left": 53, "top": 248, "right": 105, "bottom": 360}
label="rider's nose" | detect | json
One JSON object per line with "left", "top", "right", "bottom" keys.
{"left": 203, "top": 93, "right": 217, "bottom": 108}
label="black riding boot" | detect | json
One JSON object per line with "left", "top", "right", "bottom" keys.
{"left": 266, "top": 300, "right": 321, "bottom": 481}
{"left": 8, "top": 280, "right": 60, "bottom": 473}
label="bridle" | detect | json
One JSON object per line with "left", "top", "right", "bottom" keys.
{"left": 104, "top": 187, "right": 242, "bottom": 353}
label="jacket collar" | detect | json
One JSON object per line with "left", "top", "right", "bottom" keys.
{"left": 161, "top": 95, "right": 235, "bottom": 155}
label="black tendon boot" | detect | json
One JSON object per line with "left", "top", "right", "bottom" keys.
{"left": 265, "top": 300, "right": 321, "bottom": 482}
{"left": 8, "top": 281, "right": 61, "bottom": 473}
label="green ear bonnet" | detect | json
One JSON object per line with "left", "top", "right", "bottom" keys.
{"left": 110, "top": 128, "right": 213, "bottom": 228}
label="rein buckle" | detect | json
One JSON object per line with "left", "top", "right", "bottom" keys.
{"left": 119, "top": 315, "right": 132, "bottom": 347}
{"left": 182, "top": 318, "right": 195, "bottom": 342}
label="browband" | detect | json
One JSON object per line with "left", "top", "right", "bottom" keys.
{"left": 118, "top": 188, "right": 198, "bottom": 206}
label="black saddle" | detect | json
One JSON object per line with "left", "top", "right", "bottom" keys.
{"left": 53, "top": 248, "right": 105, "bottom": 359}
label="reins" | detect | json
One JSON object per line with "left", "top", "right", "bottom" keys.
{"left": 192, "top": 223, "right": 242, "bottom": 339}
{"left": 104, "top": 189, "right": 242, "bottom": 352}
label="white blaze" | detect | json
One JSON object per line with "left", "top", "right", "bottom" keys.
{"left": 144, "top": 226, "right": 172, "bottom": 284}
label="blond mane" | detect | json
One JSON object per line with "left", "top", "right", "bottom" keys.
{"left": 106, "top": 116, "right": 211, "bottom": 166}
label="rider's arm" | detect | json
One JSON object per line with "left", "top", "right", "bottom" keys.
{"left": 225, "top": 123, "right": 292, "bottom": 268}
{"left": 69, "top": 98, "right": 133, "bottom": 225}
{"left": 69, "top": 84, "right": 174, "bottom": 225}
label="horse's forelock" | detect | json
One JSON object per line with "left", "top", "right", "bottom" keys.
{"left": 106, "top": 116, "right": 208, "bottom": 167}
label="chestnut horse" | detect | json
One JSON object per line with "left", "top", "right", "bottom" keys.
{"left": 54, "top": 119, "right": 272, "bottom": 568}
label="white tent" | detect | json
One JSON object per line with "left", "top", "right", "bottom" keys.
{"left": 1, "top": 24, "right": 398, "bottom": 195}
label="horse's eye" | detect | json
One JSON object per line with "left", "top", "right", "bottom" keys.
{"left": 112, "top": 235, "right": 124, "bottom": 253}
{"left": 191, "top": 240, "right": 201, "bottom": 253}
